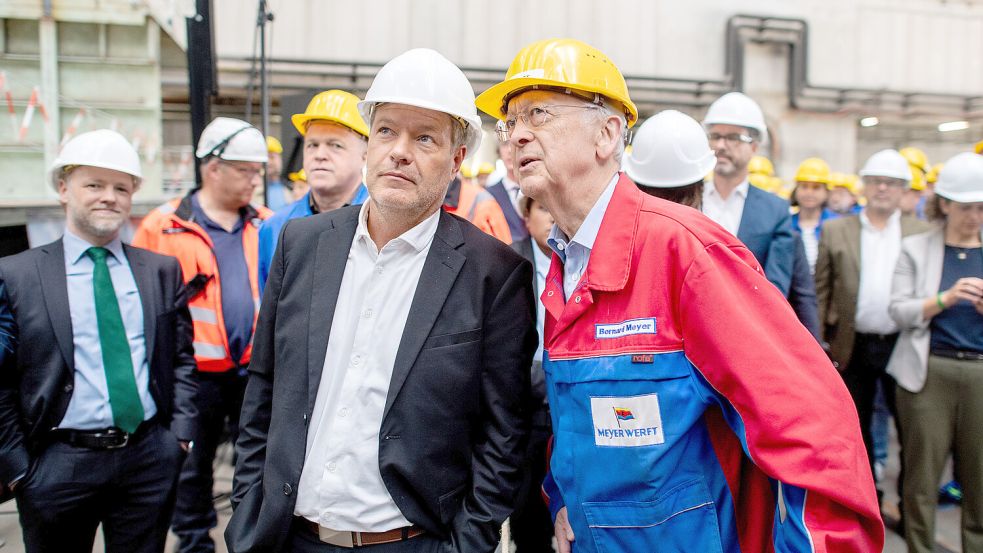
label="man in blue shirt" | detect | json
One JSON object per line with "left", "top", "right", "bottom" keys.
{"left": 258, "top": 89, "right": 370, "bottom": 293}
{"left": 0, "top": 130, "right": 197, "bottom": 552}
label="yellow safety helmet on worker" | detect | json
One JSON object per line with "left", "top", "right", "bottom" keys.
{"left": 475, "top": 37, "right": 639, "bottom": 142}
{"left": 794, "top": 157, "right": 832, "bottom": 185}
{"left": 291, "top": 89, "right": 369, "bottom": 138}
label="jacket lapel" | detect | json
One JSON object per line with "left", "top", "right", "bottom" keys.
{"left": 735, "top": 186, "right": 759, "bottom": 244}
{"left": 124, "top": 245, "right": 159, "bottom": 364}
{"left": 843, "top": 216, "right": 863, "bottom": 278}
{"left": 306, "top": 211, "right": 360, "bottom": 411}
{"left": 37, "top": 240, "right": 75, "bottom": 373}
{"left": 383, "top": 211, "right": 465, "bottom": 419}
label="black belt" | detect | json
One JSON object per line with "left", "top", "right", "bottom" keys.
{"left": 931, "top": 348, "right": 983, "bottom": 361}
{"left": 856, "top": 332, "right": 899, "bottom": 342}
{"left": 50, "top": 417, "right": 158, "bottom": 450}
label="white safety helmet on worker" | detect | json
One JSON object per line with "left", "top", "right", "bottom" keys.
{"left": 625, "top": 110, "right": 716, "bottom": 188}
{"left": 49, "top": 129, "right": 143, "bottom": 189}
{"left": 195, "top": 117, "right": 269, "bottom": 163}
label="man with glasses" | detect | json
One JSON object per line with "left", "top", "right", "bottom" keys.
{"left": 702, "top": 92, "right": 796, "bottom": 296}
{"left": 134, "top": 117, "right": 271, "bottom": 553}
{"left": 477, "top": 38, "right": 883, "bottom": 553}
{"left": 815, "top": 149, "right": 930, "bottom": 516}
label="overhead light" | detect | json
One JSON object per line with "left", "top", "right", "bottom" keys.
{"left": 938, "top": 120, "right": 969, "bottom": 132}
{"left": 860, "top": 117, "right": 879, "bottom": 127}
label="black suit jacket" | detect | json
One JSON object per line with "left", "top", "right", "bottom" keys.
{"left": 0, "top": 239, "right": 198, "bottom": 486}
{"left": 228, "top": 206, "right": 538, "bottom": 553}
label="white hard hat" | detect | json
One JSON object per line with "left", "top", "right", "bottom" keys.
{"left": 625, "top": 110, "right": 716, "bottom": 188}
{"left": 702, "top": 92, "right": 768, "bottom": 142}
{"left": 49, "top": 129, "right": 142, "bottom": 189}
{"left": 859, "top": 149, "right": 911, "bottom": 183}
{"left": 195, "top": 117, "right": 268, "bottom": 163}
{"left": 934, "top": 152, "right": 983, "bottom": 203}
{"left": 358, "top": 48, "right": 482, "bottom": 153}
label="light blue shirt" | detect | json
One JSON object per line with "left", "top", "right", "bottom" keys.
{"left": 60, "top": 230, "right": 156, "bottom": 430}
{"left": 531, "top": 241, "right": 551, "bottom": 363}
{"left": 547, "top": 173, "right": 619, "bottom": 300}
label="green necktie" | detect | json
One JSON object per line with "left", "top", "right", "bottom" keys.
{"left": 86, "top": 247, "right": 144, "bottom": 433}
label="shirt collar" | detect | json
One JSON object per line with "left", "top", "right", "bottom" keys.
{"left": 548, "top": 172, "right": 620, "bottom": 259}
{"left": 859, "top": 208, "right": 901, "bottom": 232}
{"left": 63, "top": 229, "right": 126, "bottom": 266}
{"left": 503, "top": 176, "right": 520, "bottom": 193}
{"left": 705, "top": 178, "right": 750, "bottom": 200}
{"left": 190, "top": 191, "right": 244, "bottom": 233}
{"left": 355, "top": 202, "right": 441, "bottom": 253}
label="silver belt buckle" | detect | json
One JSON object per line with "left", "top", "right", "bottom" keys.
{"left": 318, "top": 527, "right": 355, "bottom": 548}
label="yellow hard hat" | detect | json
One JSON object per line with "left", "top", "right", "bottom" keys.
{"left": 975, "top": 140, "right": 982, "bottom": 155}
{"left": 291, "top": 89, "right": 369, "bottom": 137}
{"left": 266, "top": 136, "right": 283, "bottom": 154}
{"left": 899, "top": 147, "right": 929, "bottom": 172}
{"left": 461, "top": 164, "right": 476, "bottom": 178}
{"left": 748, "top": 173, "right": 773, "bottom": 192}
{"left": 288, "top": 169, "right": 307, "bottom": 182}
{"left": 748, "top": 155, "right": 775, "bottom": 177}
{"left": 828, "top": 172, "right": 860, "bottom": 195}
{"left": 478, "top": 162, "right": 495, "bottom": 175}
{"left": 475, "top": 38, "right": 638, "bottom": 127}
{"left": 909, "top": 166, "right": 926, "bottom": 191}
{"left": 926, "top": 162, "right": 944, "bottom": 184}
{"left": 794, "top": 157, "right": 832, "bottom": 185}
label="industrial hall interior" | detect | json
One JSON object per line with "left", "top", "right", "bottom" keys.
{"left": 0, "top": 0, "right": 981, "bottom": 553}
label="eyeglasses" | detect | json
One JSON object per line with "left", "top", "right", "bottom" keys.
{"left": 707, "top": 132, "right": 754, "bottom": 146}
{"left": 496, "top": 103, "right": 602, "bottom": 142}
{"left": 220, "top": 160, "right": 265, "bottom": 180}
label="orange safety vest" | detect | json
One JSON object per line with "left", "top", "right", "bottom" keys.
{"left": 443, "top": 178, "right": 512, "bottom": 244}
{"left": 133, "top": 194, "right": 271, "bottom": 373}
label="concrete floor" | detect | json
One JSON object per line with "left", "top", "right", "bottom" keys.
{"left": 0, "top": 432, "right": 965, "bottom": 552}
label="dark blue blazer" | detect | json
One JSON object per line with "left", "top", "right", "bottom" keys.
{"left": 788, "top": 232, "right": 821, "bottom": 341}
{"left": 736, "top": 185, "right": 795, "bottom": 296}
{"left": 486, "top": 179, "right": 529, "bottom": 242}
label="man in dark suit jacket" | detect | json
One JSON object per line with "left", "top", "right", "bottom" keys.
{"left": 0, "top": 130, "right": 197, "bottom": 553}
{"left": 485, "top": 142, "right": 529, "bottom": 243}
{"left": 227, "top": 48, "right": 537, "bottom": 553}
{"left": 702, "top": 92, "right": 795, "bottom": 296}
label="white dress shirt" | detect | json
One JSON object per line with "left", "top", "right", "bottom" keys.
{"left": 503, "top": 176, "right": 522, "bottom": 213}
{"left": 855, "top": 209, "right": 902, "bottom": 334}
{"left": 547, "top": 173, "right": 619, "bottom": 300}
{"left": 702, "top": 179, "right": 750, "bottom": 236}
{"left": 531, "top": 241, "right": 551, "bottom": 362}
{"left": 294, "top": 203, "right": 439, "bottom": 532}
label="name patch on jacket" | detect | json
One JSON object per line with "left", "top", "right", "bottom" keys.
{"left": 594, "top": 318, "right": 656, "bottom": 339}
{"left": 590, "top": 394, "right": 665, "bottom": 447}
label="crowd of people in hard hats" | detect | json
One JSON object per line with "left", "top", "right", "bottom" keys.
{"left": 1, "top": 36, "right": 982, "bottom": 553}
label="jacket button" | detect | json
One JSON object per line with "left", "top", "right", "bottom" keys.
{"left": 283, "top": 483, "right": 292, "bottom": 495}
{"left": 64, "top": 384, "right": 74, "bottom": 393}
{"left": 574, "top": 296, "right": 582, "bottom": 303}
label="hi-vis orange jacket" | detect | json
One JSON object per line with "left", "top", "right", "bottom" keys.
{"left": 133, "top": 193, "right": 271, "bottom": 373}
{"left": 443, "top": 177, "right": 512, "bottom": 244}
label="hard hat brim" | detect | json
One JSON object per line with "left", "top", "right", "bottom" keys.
{"left": 475, "top": 77, "right": 638, "bottom": 128}
{"left": 291, "top": 113, "right": 369, "bottom": 138}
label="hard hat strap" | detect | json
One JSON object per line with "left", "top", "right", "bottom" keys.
{"left": 204, "top": 125, "right": 253, "bottom": 160}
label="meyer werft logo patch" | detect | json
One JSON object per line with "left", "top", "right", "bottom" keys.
{"left": 590, "top": 394, "right": 665, "bottom": 447}
{"left": 595, "top": 318, "right": 656, "bottom": 339}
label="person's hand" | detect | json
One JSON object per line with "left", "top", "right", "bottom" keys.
{"left": 554, "top": 507, "right": 575, "bottom": 553}
{"left": 941, "top": 277, "right": 983, "bottom": 307}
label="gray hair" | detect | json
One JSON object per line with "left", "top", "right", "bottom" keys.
{"left": 589, "top": 99, "right": 628, "bottom": 163}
